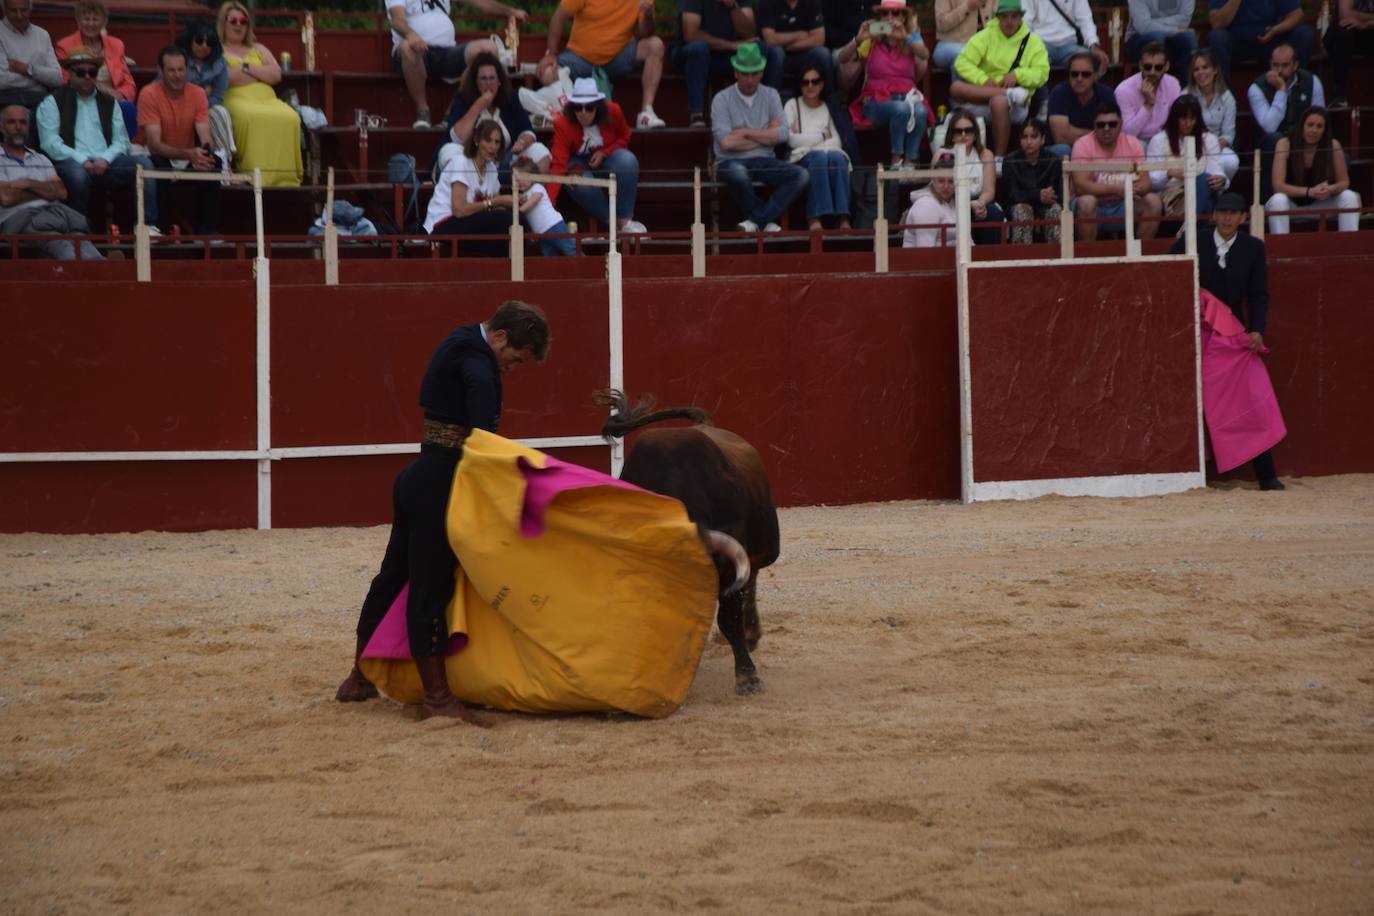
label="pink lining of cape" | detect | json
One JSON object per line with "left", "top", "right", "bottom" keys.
{"left": 1199, "top": 289, "right": 1286, "bottom": 473}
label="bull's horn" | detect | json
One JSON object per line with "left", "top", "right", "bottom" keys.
{"left": 704, "top": 530, "right": 750, "bottom": 595}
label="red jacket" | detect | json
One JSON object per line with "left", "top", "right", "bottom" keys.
{"left": 56, "top": 32, "right": 137, "bottom": 103}
{"left": 548, "top": 101, "right": 632, "bottom": 205}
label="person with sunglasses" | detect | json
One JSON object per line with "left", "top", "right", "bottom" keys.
{"left": 1069, "top": 97, "right": 1163, "bottom": 241}
{"left": 547, "top": 77, "right": 647, "bottom": 235}
{"left": 175, "top": 22, "right": 234, "bottom": 168}
{"left": 1114, "top": 41, "right": 1181, "bottom": 142}
{"left": 783, "top": 64, "right": 858, "bottom": 229}
{"left": 217, "top": 1, "right": 301, "bottom": 187}
{"left": 840, "top": 0, "right": 929, "bottom": 169}
{"left": 1046, "top": 49, "right": 1115, "bottom": 156}
{"left": 939, "top": 106, "right": 1006, "bottom": 243}
{"left": 55, "top": 0, "right": 136, "bottom": 140}
{"left": 36, "top": 49, "right": 159, "bottom": 233}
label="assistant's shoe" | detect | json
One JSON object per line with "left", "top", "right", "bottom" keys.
{"left": 737, "top": 219, "right": 759, "bottom": 233}
{"left": 637, "top": 108, "right": 666, "bottom": 129}
{"left": 1259, "top": 478, "right": 1286, "bottom": 491}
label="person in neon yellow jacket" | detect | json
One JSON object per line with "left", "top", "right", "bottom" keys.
{"left": 949, "top": 0, "right": 1049, "bottom": 156}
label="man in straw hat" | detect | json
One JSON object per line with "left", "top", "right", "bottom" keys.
{"left": 710, "top": 41, "right": 808, "bottom": 232}
{"left": 949, "top": 0, "right": 1048, "bottom": 155}
{"left": 36, "top": 48, "right": 158, "bottom": 232}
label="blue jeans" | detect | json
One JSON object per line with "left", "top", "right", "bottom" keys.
{"left": 1045, "top": 42, "right": 1089, "bottom": 66}
{"left": 559, "top": 39, "right": 640, "bottom": 80}
{"left": 931, "top": 41, "right": 964, "bottom": 71}
{"left": 799, "top": 149, "right": 850, "bottom": 220}
{"left": 673, "top": 40, "right": 766, "bottom": 115}
{"left": 536, "top": 218, "right": 576, "bottom": 256}
{"left": 716, "top": 156, "right": 809, "bottom": 225}
{"left": 1125, "top": 30, "right": 1197, "bottom": 81}
{"left": 1206, "top": 24, "right": 1314, "bottom": 80}
{"left": 762, "top": 45, "right": 831, "bottom": 93}
{"left": 562, "top": 148, "right": 639, "bottom": 224}
{"left": 52, "top": 153, "right": 159, "bottom": 226}
{"left": 863, "top": 95, "right": 927, "bottom": 161}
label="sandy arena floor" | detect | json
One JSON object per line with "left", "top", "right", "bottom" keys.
{"left": 2, "top": 476, "right": 1372, "bottom": 914}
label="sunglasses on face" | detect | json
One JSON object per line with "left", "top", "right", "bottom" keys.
{"left": 226, "top": 15, "right": 248, "bottom": 25}
{"left": 573, "top": 103, "right": 597, "bottom": 112}
{"left": 1139, "top": 62, "right": 1165, "bottom": 72}
{"left": 800, "top": 77, "right": 823, "bottom": 86}
{"left": 70, "top": 67, "right": 98, "bottom": 77}
{"left": 880, "top": 10, "right": 903, "bottom": 17}
{"left": 192, "top": 35, "right": 210, "bottom": 44}
{"left": 1095, "top": 119, "right": 1120, "bottom": 129}
{"left": 950, "top": 125, "right": 975, "bottom": 135}
{"left": 1069, "top": 69, "right": 1093, "bottom": 77}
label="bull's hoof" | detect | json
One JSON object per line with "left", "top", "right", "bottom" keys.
{"left": 734, "top": 672, "right": 764, "bottom": 695}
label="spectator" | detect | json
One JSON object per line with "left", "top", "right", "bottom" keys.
{"left": 1324, "top": 0, "right": 1374, "bottom": 107}
{"left": 217, "top": 2, "right": 301, "bottom": 188}
{"left": 1267, "top": 106, "right": 1361, "bottom": 234}
{"left": 547, "top": 77, "right": 647, "bottom": 235}
{"left": 544, "top": 0, "right": 668, "bottom": 129}
{"left": 1248, "top": 42, "right": 1323, "bottom": 203}
{"left": 672, "top": 0, "right": 765, "bottom": 128}
{"left": 0, "top": 103, "right": 103, "bottom": 259}
{"left": 783, "top": 64, "right": 857, "bottom": 229}
{"left": 176, "top": 23, "right": 234, "bottom": 168}
{"left": 1002, "top": 117, "right": 1061, "bottom": 243}
{"left": 1184, "top": 48, "right": 1238, "bottom": 182}
{"left": 0, "top": 0, "right": 61, "bottom": 142}
{"left": 511, "top": 157, "right": 575, "bottom": 256}
{"left": 757, "top": 0, "right": 832, "bottom": 90}
{"left": 517, "top": 57, "right": 576, "bottom": 128}
{"left": 1115, "top": 41, "right": 1181, "bottom": 142}
{"left": 37, "top": 50, "right": 158, "bottom": 231}
{"left": 1125, "top": 0, "right": 1197, "bottom": 78}
{"left": 1146, "top": 93, "right": 1226, "bottom": 216}
{"left": 1205, "top": 0, "right": 1314, "bottom": 80}
{"left": 950, "top": 0, "right": 1048, "bottom": 157}
{"left": 425, "top": 120, "right": 516, "bottom": 255}
{"left": 387, "top": 0, "right": 525, "bottom": 129}
{"left": 933, "top": 0, "right": 997, "bottom": 71}
{"left": 441, "top": 52, "right": 543, "bottom": 172}
{"left": 1046, "top": 49, "right": 1114, "bottom": 156}
{"left": 137, "top": 46, "right": 220, "bottom": 236}
{"left": 901, "top": 154, "right": 959, "bottom": 247}
{"left": 840, "top": 0, "right": 928, "bottom": 169}
{"left": 1070, "top": 97, "right": 1163, "bottom": 240}
{"left": 940, "top": 105, "right": 1005, "bottom": 243}
{"left": 824, "top": 0, "right": 874, "bottom": 87}
{"left": 55, "top": 0, "right": 136, "bottom": 140}
{"left": 710, "top": 42, "right": 808, "bottom": 232}
{"left": 1021, "top": 0, "right": 1110, "bottom": 70}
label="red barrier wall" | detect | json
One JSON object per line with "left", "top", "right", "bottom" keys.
{"left": 2, "top": 240, "right": 1371, "bottom": 533}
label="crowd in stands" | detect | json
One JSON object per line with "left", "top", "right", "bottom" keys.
{"left": 1, "top": 0, "right": 1370, "bottom": 259}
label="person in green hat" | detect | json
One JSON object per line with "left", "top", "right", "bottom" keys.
{"left": 709, "top": 41, "right": 809, "bottom": 232}
{"left": 947, "top": 0, "right": 1049, "bottom": 156}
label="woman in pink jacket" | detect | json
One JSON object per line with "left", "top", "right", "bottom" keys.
{"left": 56, "top": 0, "right": 137, "bottom": 139}
{"left": 839, "top": 0, "right": 930, "bottom": 168}
{"left": 548, "top": 78, "right": 646, "bottom": 235}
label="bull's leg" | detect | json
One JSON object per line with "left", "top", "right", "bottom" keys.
{"left": 718, "top": 575, "right": 763, "bottom": 694}
{"left": 742, "top": 576, "right": 762, "bottom": 651}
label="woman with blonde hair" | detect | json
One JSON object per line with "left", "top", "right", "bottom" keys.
{"left": 217, "top": 0, "right": 301, "bottom": 186}
{"left": 55, "top": 0, "right": 137, "bottom": 137}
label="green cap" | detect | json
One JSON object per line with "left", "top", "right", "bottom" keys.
{"left": 996, "top": 0, "right": 1022, "bottom": 13}
{"left": 731, "top": 42, "right": 766, "bottom": 74}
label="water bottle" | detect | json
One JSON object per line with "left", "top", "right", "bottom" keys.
{"left": 280, "top": 51, "right": 292, "bottom": 72}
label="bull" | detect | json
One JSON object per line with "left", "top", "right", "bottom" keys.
{"left": 595, "top": 389, "right": 779, "bottom": 695}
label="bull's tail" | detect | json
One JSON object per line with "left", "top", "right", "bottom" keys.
{"left": 703, "top": 529, "right": 750, "bottom": 595}
{"left": 594, "top": 388, "right": 714, "bottom": 440}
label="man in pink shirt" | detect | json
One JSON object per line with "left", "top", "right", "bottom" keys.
{"left": 1114, "top": 41, "right": 1180, "bottom": 142}
{"left": 1070, "top": 97, "right": 1162, "bottom": 240}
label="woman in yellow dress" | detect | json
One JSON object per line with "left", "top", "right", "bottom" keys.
{"left": 216, "top": 1, "right": 301, "bottom": 187}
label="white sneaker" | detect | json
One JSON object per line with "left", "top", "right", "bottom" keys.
{"left": 637, "top": 109, "right": 666, "bottom": 129}
{"left": 146, "top": 225, "right": 163, "bottom": 237}
{"left": 763, "top": 222, "right": 782, "bottom": 232}
{"left": 1005, "top": 87, "right": 1029, "bottom": 108}
{"left": 620, "top": 219, "right": 647, "bottom": 234}
{"left": 994, "top": 155, "right": 1004, "bottom": 178}
{"left": 737, "top": 219, "right": 759, "bottom": 232}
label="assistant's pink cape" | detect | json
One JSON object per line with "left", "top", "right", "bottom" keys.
{"left": 1199, "top": 289, "right": 1286, "bottom": 473}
